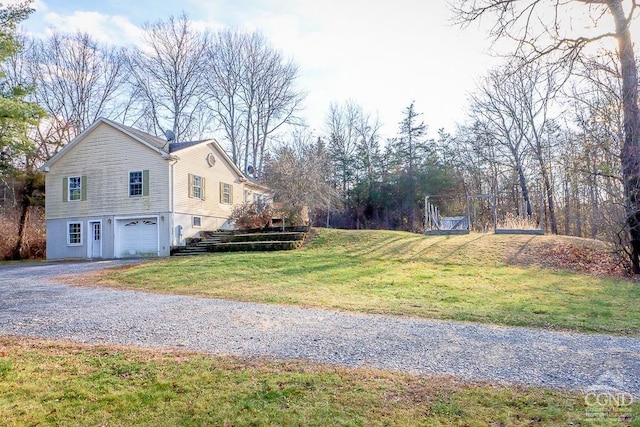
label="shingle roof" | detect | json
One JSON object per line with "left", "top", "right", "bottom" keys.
{"left": 168, "top": 140, "right": 208, "bottom": 153}
{"left": 100, "top": 118, "right": 169, "bottom": 151}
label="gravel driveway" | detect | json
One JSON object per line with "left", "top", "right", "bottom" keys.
{"left": 1, "top": 260, "right": 639, "bottom": 396}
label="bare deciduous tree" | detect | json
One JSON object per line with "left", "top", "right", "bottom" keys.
{"left": 26, "top": 32, "right": 128, "bottom": 133}
{"left": 325, "top": 100, "right": 361, "bottom": 195}
{"left": 205, "top": 30, "right": 304, "bottom": 173}
{"left": 452, "top": 0, "right": 640, "bottom": 270}
{"left": 127, "top": 14, "right": 211, "bottom": 142}
{"left": 262, "top": 129, "right": 339, "bottom": 222}
{"left": 468, "top": 67, "right": 535, "bottom": 219}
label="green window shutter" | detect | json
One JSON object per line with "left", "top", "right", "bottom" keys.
{"left": 188, "top": 173, "right": 193, "bottom": 198}
{"left": 142, "top": 170, "right": 149, "bottom": 196}
{"left": 62, "top": 177, "right": 68, "bottom": 202}
{"left": 219, "top": 181, "right": 223, "bottom": 204}
{"left": 81, "top": 176, "right": 87, "bottom": 201}
{"left": 202, "top": 177, "right": 206, "bottom": 201}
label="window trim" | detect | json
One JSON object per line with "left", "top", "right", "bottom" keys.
{"left": 68, "top": 176, "right": 82, "bottom": 202}
{"left": 127, "top": 169, "right": 144, "bottom": 198}
{"left": 193, "top": 175, "right": 202, "bottom": 199}
{"left": 188, "top": 173, "right": 205, "bottom": 200}
{"left": 220, "top": 182, "right": 232, "bottom": 205}
{"left": 67, "top": 221, "right": 83, "bottom": 246}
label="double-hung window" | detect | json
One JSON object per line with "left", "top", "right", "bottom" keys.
{"left": 128, "top": 170, "right": 149, "bottom": 197}
{"left": 220, "top": 182, "right": 232, "bottom": 204}
{"left": 67, "top": 222, "right": 82, "bottom": 245}
{"left": 68, "top": 176, "right": 82, "bottom": 201}
{"left": 188, "top": 174, "right": 205, "bottom": 200}
{"left": 129, "top": 171, "right": 143, "bottom": 197}
{"left": 63, "top": 176, "right": 86, "bottom": 202}
{"left": 193, "top": 175, "right": 203, "bottom": 199}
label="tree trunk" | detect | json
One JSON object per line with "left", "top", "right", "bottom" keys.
{"left": 10, "top": 179, "right": 33, "bottom": 260}
{"left": 541, "top": 166, "right": 557, "bottom": 233}
{"left": 576, "top": 190, "right": 583, "bottom": 237}
{"left": 563, "top": 178, "right": 571, "bottom": 234}
{"left": 515, "top": 162, "right": 533, "bottom": 218}
{"left": 609, "top": 1, "right": 640, "bottom": 273}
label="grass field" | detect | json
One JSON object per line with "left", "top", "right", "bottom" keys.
{"left": 84, "top": 229, "right": 640, "bottom": 335}
{"left": 1, "top": 337, "right": 637, "bottom": 427}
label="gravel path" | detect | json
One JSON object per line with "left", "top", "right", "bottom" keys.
{"left": 1, "top": 261, "right": 639, "bottom": 396}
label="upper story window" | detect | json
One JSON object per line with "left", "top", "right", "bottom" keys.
{"left": 129, "top": 171, "right": 143, "bottom": 197}
{"left": 189, "top": 174, "right": 205, "bottom": 200}
{"left": 220, "top": 182, "right": 232, "bottom": 204}
{"left": 63, "top": 176, "right": 86, "bottom": 202}
{"left": 68, "top": 176, "right": 82, "bottom": 201}
{"left": 193, "top": 175, "right": 202, "bottom": 199}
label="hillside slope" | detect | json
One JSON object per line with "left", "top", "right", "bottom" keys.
{"left": 307, "top": 229, "right": 623, "bottom": 277}
{"left": 84, "top": 228, "right": 639, "bottom": 335}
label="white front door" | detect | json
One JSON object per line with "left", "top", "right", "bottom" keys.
{"left": 88, "top": 221, "right": 102, "bottom": 258}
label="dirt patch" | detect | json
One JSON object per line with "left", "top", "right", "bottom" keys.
{"left": 54, "top": 264, "right": 138, "bottom": 288}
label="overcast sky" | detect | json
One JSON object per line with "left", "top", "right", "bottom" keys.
{"left": 6, "top": 0, "right": 638, "bottom": 140}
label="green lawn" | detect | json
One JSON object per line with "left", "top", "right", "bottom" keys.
{"left": 90, "top": 229, "right": 640, "bottom": 335}
{"left": 2, "top": 337, "right": 636, "bottom": 427}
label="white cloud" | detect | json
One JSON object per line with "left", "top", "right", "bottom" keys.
{"left": 221, "top": 0, "right": 497, "bottom": 137}
{"left": 41, "top": 10, "right": 143, "bottom": 46}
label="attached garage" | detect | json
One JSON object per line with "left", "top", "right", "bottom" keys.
{"left": 115, "top": 217, "right": 159, "bottom": 258}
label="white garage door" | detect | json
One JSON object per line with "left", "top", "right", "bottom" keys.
{"left": 116, "top": 218, "right": 158, "bottom": 257}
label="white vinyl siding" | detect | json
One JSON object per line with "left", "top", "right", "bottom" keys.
{"left": 172, "top": 143, "right": 243, "bottom": 219}
{"left": 45, "top": 123, "right": 168, "bottom": 220}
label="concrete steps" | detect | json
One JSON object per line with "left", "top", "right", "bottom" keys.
{"left": 171, "top": 227, "right": 309, "bottom": 256}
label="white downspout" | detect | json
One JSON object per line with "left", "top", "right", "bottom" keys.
{"left": 169, "top": 157, "right": 178, "bottom": 247}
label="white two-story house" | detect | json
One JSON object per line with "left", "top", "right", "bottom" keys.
{"left": 41, "top": 117, "right": 269, "bottom": 259}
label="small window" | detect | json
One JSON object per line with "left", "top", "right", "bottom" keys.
{"left": 67, "top": 222, "right": 82, "bottom": 246}
{"left": 68, "top": 176, "right": 81, "bottom": 201}
{"left": 220, "top": 182, "right": 232, "bottom": 204}
{"left": 193, "top": 216, "right": 202, "bottom": 227}
{"left": 129, "top": 171, "right": 143, "bottom": 197}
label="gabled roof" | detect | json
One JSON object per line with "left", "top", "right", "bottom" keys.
{"left": 39, "top": 118, "right": 262, "bottom": 191}
{"left": 111, "top": 119, "right": 168, "bottom": 151}
{"left": 41, "top": 117, "right": 172, "bottom": 170}
{"left": 168, "top": 140, "right": 208, "bottom": 153}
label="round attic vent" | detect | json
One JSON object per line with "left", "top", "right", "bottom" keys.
{"left": 206, "top": 153, "right": 216, "bottom": 167}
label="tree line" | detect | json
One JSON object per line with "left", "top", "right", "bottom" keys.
{"left": 267, "top": 0, "right": 640, "bottom": 272}
{"left": 2, "top": 0, "right": 640, "bottom": 273}
{"left": 0, "top": 5, "right": 303, "bottom": 258}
